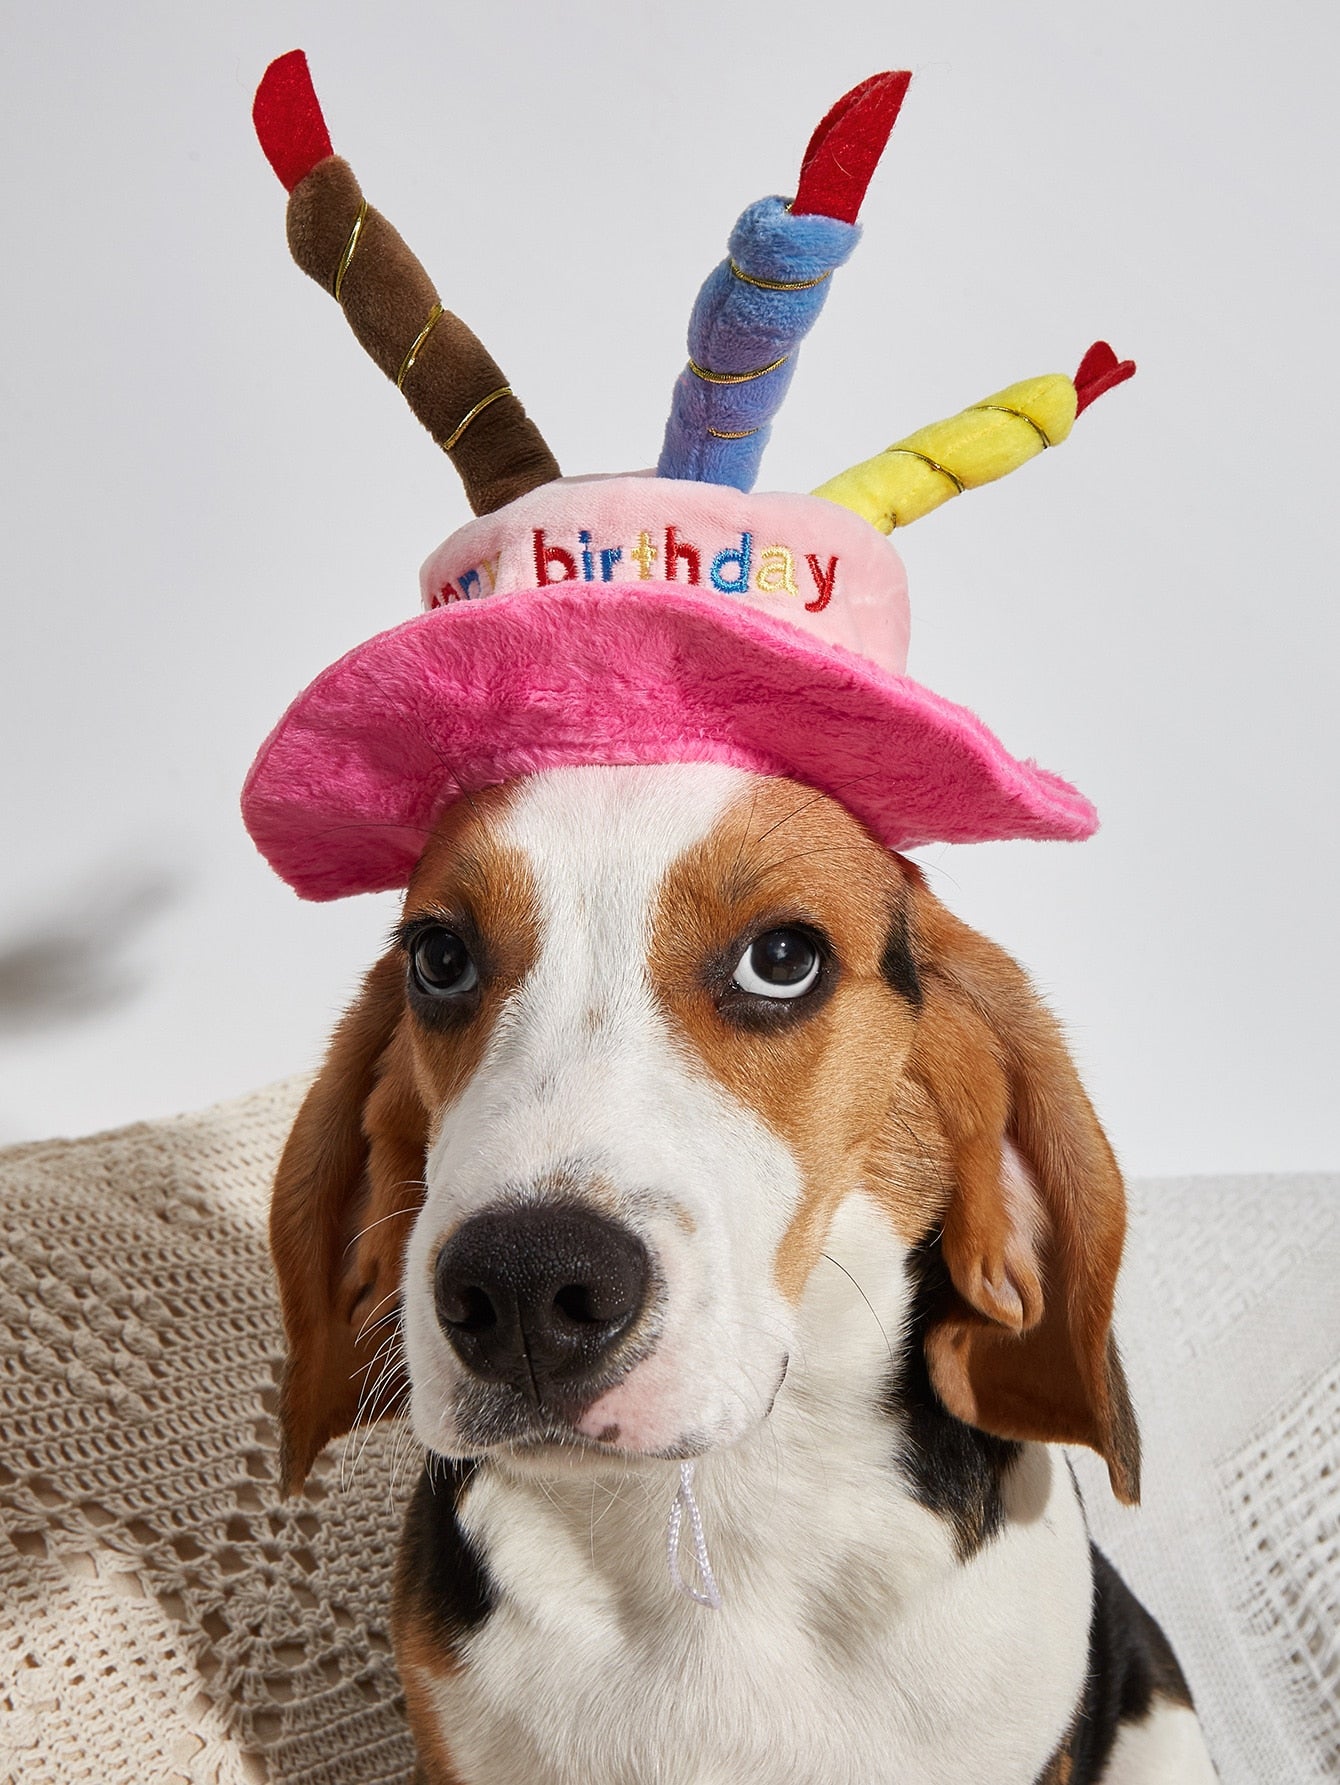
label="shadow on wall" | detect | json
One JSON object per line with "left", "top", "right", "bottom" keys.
{"left": 0, "top": 869, "right": 182, "bottom": 1037}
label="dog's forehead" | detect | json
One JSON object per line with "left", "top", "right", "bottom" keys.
{"left": 406, "top": 764, "right": 740, "bottom": 915}
{"left": 406, "top": 763, "right": 899, "bottom": 935}
{"left": 496, "top": 763, "right": 747, "bottom": 907}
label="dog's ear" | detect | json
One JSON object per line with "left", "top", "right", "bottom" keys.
{"left": 270, "top": 949, "right": 428, "bottom": 1493}
{"left": 907, "top": 885, "right": 1141, "bottom": 1504}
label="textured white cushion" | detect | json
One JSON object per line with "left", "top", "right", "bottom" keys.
{"left": 1075, "top": 1169, "right": 1340, "bottom": 1784}
{"left": 0, "top": 1082, "right": 1335, "bottom": 1783}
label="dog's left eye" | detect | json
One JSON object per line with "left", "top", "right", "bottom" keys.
{"left": 409, "top": 926, "right": 479, "bottom": 998}
{"left": 732, "top": 928, "right": 821, "bottom": 1000}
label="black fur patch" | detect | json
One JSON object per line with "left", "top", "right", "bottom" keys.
{"left": 395, "top": 1459, "right": 494, "bottom": 1650}
{"left": 1036, "top": 1544, "right": 1195, "bottom": 1782}
{"left": 892, "top": 1237, "right": 1020, "bottom": 1559}
{"left": 880, "top": 899, "right": 923, "bottom": 1008}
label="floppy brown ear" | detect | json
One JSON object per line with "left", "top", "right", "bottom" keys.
{"left": 906, "top": 885, "right": 1141, "bottom": 1504}
{"left": 270, "top": 950, "right": 428, "bottom": 1492}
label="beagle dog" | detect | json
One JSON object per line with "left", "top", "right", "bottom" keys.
{"left": 269, "top": 761, "right": 1217, "bottom": 1784}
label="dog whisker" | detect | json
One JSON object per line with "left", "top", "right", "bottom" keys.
{"left": 820, "top": 1253, "right": 894, "bottom": 1367}
{"left": 352, "top": 1326, "right": 407, "bottom": 1384}
{"left": 354, "top": 1301, "right": 404, "bottom": 1346}
{"left": 343, "top": 1196, "right": 426, "bottom": 1257}
{"left": 343, "top": 1326, "right": 410, "bottom": 1490}
{"left": 724, "top": 783, "right": 762, "bottom": 897}
{"left": 354, "top": 1286, "right": 404, "bottom": 1342}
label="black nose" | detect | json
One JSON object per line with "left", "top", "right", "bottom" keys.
{"left": 434, "top": 1207, "right": 651, "bottom": 1401}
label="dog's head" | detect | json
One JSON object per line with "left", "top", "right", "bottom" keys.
{"left": 270, "top": 763, "right": 1138, "bottom": 1504}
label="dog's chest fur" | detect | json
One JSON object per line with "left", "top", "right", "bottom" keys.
{"left": 406, "top": 1201, "right": 1094, "bottom": 1785}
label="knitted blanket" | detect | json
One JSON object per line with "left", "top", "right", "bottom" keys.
{"left": 0, "top": 1082, "right": 1335, "bottom": 1784}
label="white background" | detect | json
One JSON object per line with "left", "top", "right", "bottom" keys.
{"left": 0, "top": 0, "right": 1334, "bottom": 1174}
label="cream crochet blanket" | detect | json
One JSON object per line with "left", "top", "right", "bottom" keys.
{"left": 0, "top": 1081, "right": 1336, "bottom": 1784}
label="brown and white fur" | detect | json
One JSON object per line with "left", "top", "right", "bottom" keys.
{"left": 270, "top": 763, "right": 1217, "bottom": 1784}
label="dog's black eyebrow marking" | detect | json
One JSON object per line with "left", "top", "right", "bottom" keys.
{"left": 879, "top": 898, "right": 922, "bottom": 1008}
{"left": 395, "top": 1460, "right": 494, "bottom": 1650}
{"left": 889, "top": 1236, "right": 1018, "bottom": 1560}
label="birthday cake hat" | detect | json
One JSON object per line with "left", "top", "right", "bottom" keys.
{"left": 243, "top": 52, "right": 1133, "bottom": 901}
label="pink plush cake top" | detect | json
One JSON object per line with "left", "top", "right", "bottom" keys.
{"left": 242, "top": 476, "right": 1096, "bottom": 900}
{"left": 419, "top": 478, "right": 912, "bottom": 676}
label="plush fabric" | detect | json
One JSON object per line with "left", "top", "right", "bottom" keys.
{"left": 244, "top": 476, "right": 1097, "bottom": 902}
{"left": 812, "top": 371, "right": 1080, "bottom": 534}
{"left": 656, "top": 72, "right": 908, "bottom": 492}
{"left": 418, "top": 478, "right": 913, "bottom": 674}
{"left": 252, "top": 48, "right": 332, "bottom": 193}
{"left": 1, "top": 1083, "right": 1335, "bottom": 1784}
{"left": 656, "top": 199, "right": 859, "bottom": 491}
{"left": 241, "top": 573, "right": 1096, "bottom": 902}
{"left": 791, "top": 69, "right": 912, "bottom": 223}
{"left": 1075, "top": 339, "right": 1138, "bottom": 415}
{"left": 256, "top": 57, "right": 560, "bottom": 517}
{"left": 243, "top": 54, "right": 1132, "bottom": 920}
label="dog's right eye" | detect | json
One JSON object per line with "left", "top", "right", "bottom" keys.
{"left": 409, "top": 926, "right": 479, "bottom": 999}
{"left": 731, "top": 928, "right": 823, "bottom": 1000}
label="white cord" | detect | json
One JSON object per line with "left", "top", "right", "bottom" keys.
{"left": 666, "top": 1460, "right": 722, "bottom": 1610}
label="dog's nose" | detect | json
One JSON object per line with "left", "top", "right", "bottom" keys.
{"left": 434, "top": 1207, "right": 650, "bottom": 1400}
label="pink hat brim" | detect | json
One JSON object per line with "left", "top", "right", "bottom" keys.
{"left": 242, "top": 581, "right": 1097, "bottom": 900}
